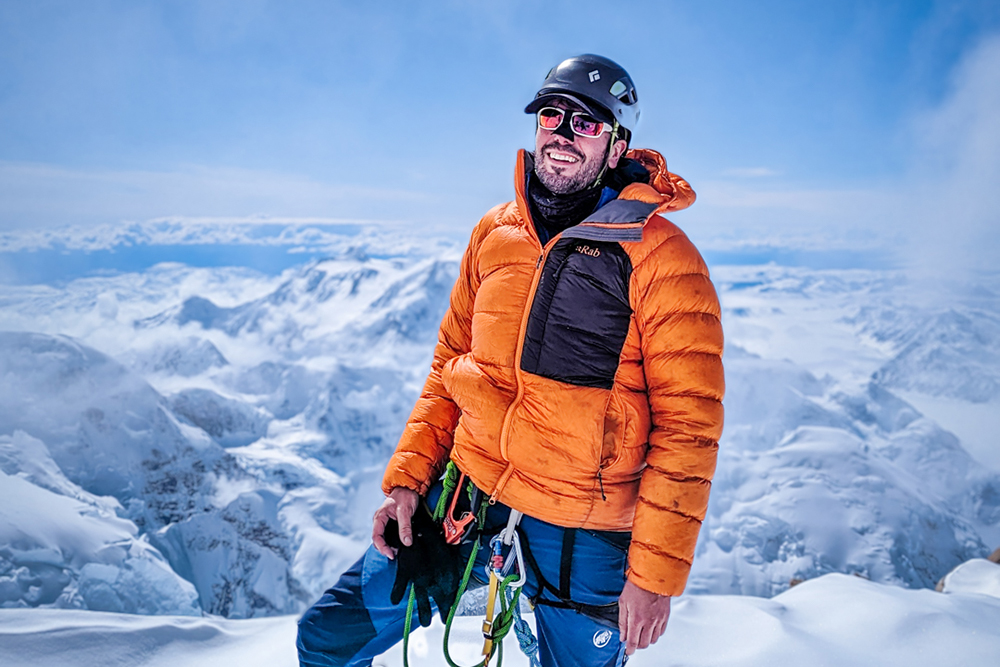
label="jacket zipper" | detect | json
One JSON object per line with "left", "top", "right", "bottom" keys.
{"left": 489, "top": 149, "right": 562, "bottom": 504}
{"left": 490, "top": 246, "right": 551, "bottom": 503}
{"left": 489, "top": 228, "right": 558, "bottom": 503}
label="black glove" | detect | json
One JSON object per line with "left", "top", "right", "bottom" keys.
{"left": 385, "top": 507, "right": 466, "bottom": 627}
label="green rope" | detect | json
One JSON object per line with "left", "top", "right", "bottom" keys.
{"left": 402, "top": 586, "right": 417, "bottom": 667}
{"left": 492, "top": 573, "right": 522, "bottom": 643}
{"left": 441, "top": 537, "right": 484, "bottom": 667}
{"left": 401, "top": 467, "right": 524, "bottom": 667}
{"left": 441, "top": 492, "right": 493, "bottom": 667}
{"left": 432, "top": 461, "right": 462, "bottom": 522}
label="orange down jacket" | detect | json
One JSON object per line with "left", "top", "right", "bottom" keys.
{"left": 383, "top": 148, "right": 724, "bottom": 596}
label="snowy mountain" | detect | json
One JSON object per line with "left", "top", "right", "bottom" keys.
{"left": 0, "top": 430, "right": 200, "bottom": 616}
{"left": 867, "top": 307, "right": 1000, "bottom": 402}
{"left": 0, "top": 332, "right": 319, "bottom": 617}
{"left": 1, "top": 232, "right": 998, "bottom": 620}
{"left": 694, "top": 266, "right": 1000, "bottom": 594}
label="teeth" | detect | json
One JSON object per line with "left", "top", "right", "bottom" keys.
{"left": 548, "top": 152, "right": 579, "bottom": 163}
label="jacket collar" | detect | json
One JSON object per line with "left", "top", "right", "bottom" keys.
{"left": 514, "top": 148, "right": 695, "bottom": 243}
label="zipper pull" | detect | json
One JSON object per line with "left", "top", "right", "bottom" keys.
{"left": 597, "top": 470, "right": 607, "bottom": 502}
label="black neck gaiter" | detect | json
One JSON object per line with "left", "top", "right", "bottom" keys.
{"left": 527, "top": 170, "right": 604, "bottom": 245}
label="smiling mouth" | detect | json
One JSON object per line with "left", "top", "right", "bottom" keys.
{"left": 545, "top": 148, "right": 581, "bottom": 165}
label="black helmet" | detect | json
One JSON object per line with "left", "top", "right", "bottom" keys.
{"left": 524, "top": 54, "right": 640, "bottom": 132}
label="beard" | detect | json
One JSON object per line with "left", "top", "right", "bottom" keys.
{"left": 535, "top": 140, "right": 609, "bottom": 194}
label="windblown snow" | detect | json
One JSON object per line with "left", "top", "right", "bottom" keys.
{"left": 1, "top": 228, "right": 998, "bottom": 663}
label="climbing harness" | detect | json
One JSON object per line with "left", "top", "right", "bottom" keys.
{"left": 400, "top": 462, "right": 537, "bottom": 667}
{"left": 398, "top": 462, "right": 625, "bottom": 666}
{"left": 516, "top": 527, "right": 622, "bottom": 630}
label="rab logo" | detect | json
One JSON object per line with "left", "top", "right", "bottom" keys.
{"left": 575, "top": 244, "right": 601, "bottom": 257}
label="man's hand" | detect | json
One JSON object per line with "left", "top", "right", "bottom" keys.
{"left": 372, "top": 487, "right": 419, "bottom": 560}
{"left": 618, "top": 579, "right": 671, "bottom": 656}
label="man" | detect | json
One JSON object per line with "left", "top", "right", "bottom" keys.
{"left": 298, "top": 54, "right": 724, "bottom": 667}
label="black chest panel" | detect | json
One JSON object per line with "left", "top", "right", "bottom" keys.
{"left": 520, "top": 239, "right": 634, "bottom": 389}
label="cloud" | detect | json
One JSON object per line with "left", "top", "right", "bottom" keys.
{"left": 3, "top": 33, "right": 997, "bottom": 281}
{"left": 0, "top": 162, "right": 430, "bottom": 232}
{"left": 0, "top": 215, "right": 456, "bottom": 255}
{"left": 684, "top": 33, "right": 1000, "bottom": 278}
{"left": 685, "top": 179, "right": 909, "bottom": 256}
{"left": 1, "top": 217, "right": 359, "bottom": 252}
{"left": 904, "top": 34, "right": 1000, "bottom": 278}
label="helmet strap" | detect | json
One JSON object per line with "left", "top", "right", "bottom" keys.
{"left": 590, "top": 120, "right": 620, "bottom": 189}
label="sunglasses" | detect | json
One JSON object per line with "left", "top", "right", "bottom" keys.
{"left": 536, "top": 107, "right": 614, "bottom": 138}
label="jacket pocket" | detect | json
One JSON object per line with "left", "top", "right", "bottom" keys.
{"left": 600, "top": 389, "right": 627, "bottom": 470}
{"left": 442, "top": 352, "right": 511, "bottom": 452}
{"left": 442, "top": 352, "right": 479, "bottom": 417}
{"left": 506, "top": 377, "right": 608, "bottom": 477}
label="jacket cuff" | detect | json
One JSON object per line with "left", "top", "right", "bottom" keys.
{"left": 381, "top": 452, "right": 439, "bottom": 497}
{"left": 625, "top": 550, "right": 691, "bottom": 597}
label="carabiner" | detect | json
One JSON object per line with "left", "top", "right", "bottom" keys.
{"left": 485, "top": 531, "right": 527, "bottom": 589}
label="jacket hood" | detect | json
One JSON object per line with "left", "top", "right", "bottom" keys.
{"left": 617, "top": 148, "right": 696, "bottom": 215}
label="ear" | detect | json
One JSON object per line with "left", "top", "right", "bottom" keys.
{"left": 606, "top": 139, "right": 628, "bottom": 169}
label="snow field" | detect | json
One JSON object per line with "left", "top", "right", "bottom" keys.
{"left": 0, "top": 608, "right": 298, "bottom": 667}
{"left": 2, "top": 573, "right": 999, "bottom": 667}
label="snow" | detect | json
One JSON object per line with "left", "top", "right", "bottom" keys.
{"left": 650, "top": 573, "right": 1000, "bottom": 667}
{"left": 869, "top": 307, "right": 1000, "bottom": 403}
{"left": 0, "top": 443, "right": 200, "bottom": 615}
{"left": 169, "top": 388, "right": 270, "bottom": 448}
{"left": 940, "top": 558, "right": 1000, "bottom": 598}
{"left": 1, "top": 225, "right": 999, "bottom": 657}
{"left": 0, "top": 332, "right": 345, "bottom": 617}
{"left": 0, "top": 238, "right": 463, "bottom": 618}
{"left": 2, "top": 574, "right": 999, "bottom": 666}
{"left": 894, "top": 391, "right": 1000, "bottom": 471}
{"left": 0, "top": 608, "right": 298, "bottom": 667}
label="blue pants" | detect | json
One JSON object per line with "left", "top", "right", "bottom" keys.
{"left": 297, "top": 498, "right": 630, "bottom": 667}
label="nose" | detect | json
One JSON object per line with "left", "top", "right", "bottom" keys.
{"left": 552, "top": 119, "right": 576, "bottom": 142}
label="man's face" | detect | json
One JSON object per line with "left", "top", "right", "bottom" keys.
{"left": 534, "top": 98, "right": 621, "bottom": 195}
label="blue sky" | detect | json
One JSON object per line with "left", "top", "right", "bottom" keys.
{"left": 1, "top": 0, "right": 999, "bottom": 280}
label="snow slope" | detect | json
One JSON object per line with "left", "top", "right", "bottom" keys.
{"left": 687, "top": 265, "right": 1000, "bottom": 595}
{"left": 691, "top": 342, "right": 999, "bottom": 595}
{"left": 940, "top": 558, "right": 1000, "bottom": 598}
{"left": 0, "top": 433, "right": 200, "bottom": 616}
{"left": 1, "top": 573, "right": 998, "bottom": 667}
